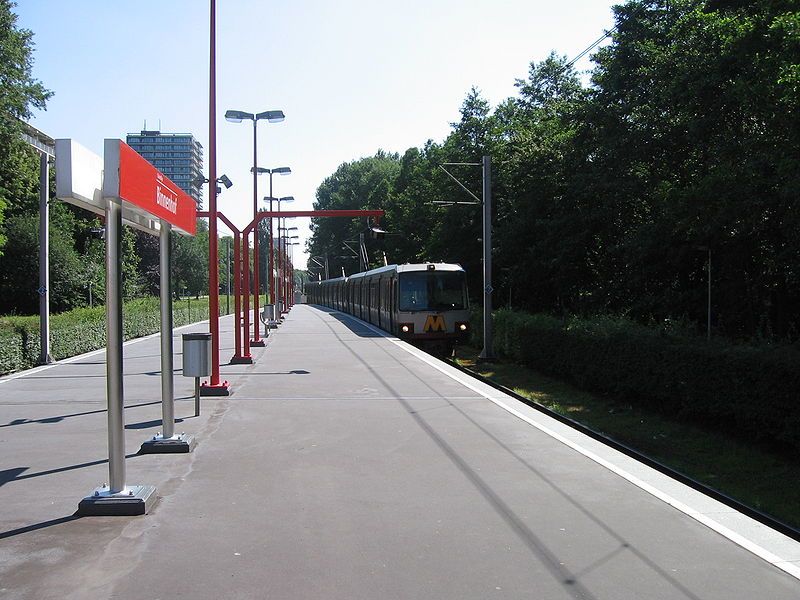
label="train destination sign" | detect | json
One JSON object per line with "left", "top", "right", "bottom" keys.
{"left": 103, "top": 139, "right": 196, "bottom": 235}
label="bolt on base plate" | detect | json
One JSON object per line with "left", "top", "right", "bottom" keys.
{"left": 77, "top": 485, "right": 157, "bottom": 516}
{"left": 139, "top": 433, "right": 196, "bottom": 454}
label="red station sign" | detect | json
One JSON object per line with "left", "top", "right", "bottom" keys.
{"left": 103, "top": 140, "right": 196, "bottom": 235}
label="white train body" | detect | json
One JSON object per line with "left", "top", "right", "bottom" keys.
{"left": 305, "top": 263, "right": 470, "bottom": 349}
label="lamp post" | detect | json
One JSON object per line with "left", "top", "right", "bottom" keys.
{"left": 225, "top": 109, "right": 285, "bottom": 346}
{"left": 279, "top": 226, "right": 298, "bottom": 313}
{"left": 270, "top": 197, "right": 294, "bottom": 315}
{"left": 255, "top": 168, "right": 291, "bottom": 307}
{"left": 283, "top": 236, "right": 300, "bottom": 309}
{"left": 287, "top": 241, "right": 300, "bottom": 306}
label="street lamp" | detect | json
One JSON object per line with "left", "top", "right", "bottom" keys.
{"left": 266, "top": 196, "right": 294, "bottom": 315}
{"left": 255, "top": 168, "right": 291, "bottom": 305}
{"left": 192, "top": 174, "right": 232, "bottom": 195}
{"left": 285, "top": 237, "right": 300, "bottom": 309}
{"left": 278, "top": 226, "right": 299, "bottom": 315}
{"left": 225, "top": 108, "right": 285, "bottom": 346}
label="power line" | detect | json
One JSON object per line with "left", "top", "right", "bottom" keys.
{"left": 567, "top": 26, "right": 617, "bottom": 69}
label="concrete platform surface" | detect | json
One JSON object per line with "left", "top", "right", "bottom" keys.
{"left": 1, "top": 305, "right": 799, "bottom": 599}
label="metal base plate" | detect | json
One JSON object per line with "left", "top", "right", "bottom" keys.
{"left": 200, "top": 381, "right": 232, "bottom": 396}
{"left": 139, "top": 433, "right": 196, "bottom": 454}
{"left": 250, "top": 339, "right": 266, "bottom": 347}
{"left": 77, "top": 485, "right": 157, "bottom": 516}
{"left": 229, "top": 355, "right": 253, "bottom": 365}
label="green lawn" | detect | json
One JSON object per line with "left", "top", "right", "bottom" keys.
{"left": 455, "top": 346, "right": 800, "bottom": 531}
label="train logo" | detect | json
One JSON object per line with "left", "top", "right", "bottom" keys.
{"left": 423, "top": 314, "right": 446, "bottom": 333}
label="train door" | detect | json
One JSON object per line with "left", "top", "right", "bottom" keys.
{"left": 377, "top": 277, "right": 383, "bottom": 330}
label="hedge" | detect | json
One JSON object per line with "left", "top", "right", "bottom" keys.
{"left": 475, "top": 309, "right": 800, "bottom": 452}
{"left": 0, "top": 296, "right": 228, "bottom": 376}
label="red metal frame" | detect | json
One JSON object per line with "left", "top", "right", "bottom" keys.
{"left": 201, "top": 209, "right": 384, "bottom": 387}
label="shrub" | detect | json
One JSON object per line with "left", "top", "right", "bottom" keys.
{"left": 0, "top": 296, "right": 227, "bottom": 375}
{"left": 483, "top": 309, "right": 800, "bottom": 451}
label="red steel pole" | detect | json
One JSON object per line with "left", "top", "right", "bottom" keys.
{"left": 201, "top": 210, "right": 246, "bottom": 363}
{"left": 233, "top": 231, "right": 242, "bottom": 358}
{"left": 251, "top": 119, "right": 262, "bottom": 345}
{"left": 242, "top": 229, "right": 252, "bottom": 361}
{"left": 203, "top": 0, "right": 229, "bottom": 394}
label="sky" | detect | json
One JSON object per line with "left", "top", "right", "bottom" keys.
{"left": 15, "top": 0, "right": 618, "bottom": 270}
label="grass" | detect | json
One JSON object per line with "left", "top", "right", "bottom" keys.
{"left": 455, "top": 345, "right": 800, "bottom": 531}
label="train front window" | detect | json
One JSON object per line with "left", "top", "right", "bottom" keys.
{"left": 398, "top": 271, "right": 468, "bottom": 311}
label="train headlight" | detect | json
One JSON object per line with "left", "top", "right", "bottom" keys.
{"left": 400, "top": 323, "right": 414, "bottom": 334}
{"left": 456, "top": 322, "right": 468, "bottom": 332}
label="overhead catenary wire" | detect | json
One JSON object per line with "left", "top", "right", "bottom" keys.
{"left": 566, "top": 25, "right": 618, "bottom": 69}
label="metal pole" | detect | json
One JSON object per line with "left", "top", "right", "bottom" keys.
{"left": 233, "top": 232, "right": 242, "bottom": 357}
{"left": 38, "top": 152, "right": 53, "bottom": 364}
{"left": 194, "top": 377, "right": 200, "bottom": 417}
{"left": 252, "top": 119, "right": 262, "bottom": 343}
{"left": 285, "top": 231, "right": 292, "bottom": 311}
{"left": 207, "top": 0, "right": 223, "bottom": 388}
{"left": 242, "top": 229, "right": 251, "bottom": 358}
{"left": 226, "top": 237, "right": 230, "bottom": 315}
{"left": 359, "top": 232, "right": 366, "bottom": 272}
{"left": 479, "top": 155, "right": 494, "bottom": 360}
{"left": 268, "top": 187, "right": 274, "bottom": 304}
{"left": 276, "top": 209, "right": 282, "bottom": 314}
{"left": 105, "top": 198, "right": 126, "bottom": 493}
{"left": 159, "top": 222, "right": 175, "bottom": 439}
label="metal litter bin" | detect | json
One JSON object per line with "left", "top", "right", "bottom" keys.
{"left": 182, "top": 332, "right": 211, "bottom": 415}
{"left": 262, "top": 304, "right": 277, "bottom": 332}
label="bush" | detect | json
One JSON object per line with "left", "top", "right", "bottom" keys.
{"left": 483, "top": 308, "right": 800, "bottom": 451}
{"left": 0, "top": 296, "right": 228, "bottom": 375}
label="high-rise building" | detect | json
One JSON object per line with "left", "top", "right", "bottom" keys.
{"left": 126, "top": 130, "right": 204, "bottom": 204}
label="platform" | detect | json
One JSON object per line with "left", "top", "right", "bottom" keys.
{"left": 1, "top": 305, "right": 799, "bottom": 599}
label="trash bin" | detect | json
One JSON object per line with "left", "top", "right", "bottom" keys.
{"left": 182, "top": 332, "right": 211, "bottom": 416}
{"left": 182, "top": 332, "right": 211, "bottom": 377}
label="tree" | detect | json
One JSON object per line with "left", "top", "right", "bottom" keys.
{"left": 0, "top": 203, "right": 85, "bottom": 313}
{"left": 308, "top": 152, "right": 401, "bottom": 277}
{"left": 0, "top": 0, "right": 52, "bottom": 256}
{"left": 172, "top": 219, "right": 209, "bottom": 297}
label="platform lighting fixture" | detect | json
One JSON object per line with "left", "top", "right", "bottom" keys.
{"left": 224, "top": 109, "right": 285, "bottom": 123}
{"left": 192, "top": 174, "right": 233, "bottom": 189}
{"left": 253, "top": 166, "right": 291, "bottom": 176}
{"left": 218, "top": 174, "right": 233, "bottom": 189}
{"left": 225, "top": 108, "right": 285, "bottom": 345}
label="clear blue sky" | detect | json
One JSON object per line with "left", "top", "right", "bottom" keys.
{"left": 15, "top": 0, "right": 617, "bottom": 269}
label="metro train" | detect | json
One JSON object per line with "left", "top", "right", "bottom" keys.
{"left": 304, "top": 262, "right": 470, "bottom": 352}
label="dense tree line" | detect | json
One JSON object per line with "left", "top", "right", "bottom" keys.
{"left": 308, "top": 0, "right": 800, "bottom": 341}
{"left": 0, "top": 1, "right": 218, "bottom": 315}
